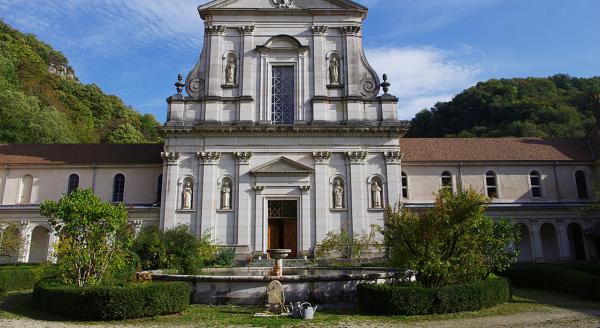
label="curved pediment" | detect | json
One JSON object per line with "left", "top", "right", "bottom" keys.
{"left": 257, "top": 35, "right": 309, "bottom": 52}
{"left": 250, "top": 156, "right": 314, "bottom": 176}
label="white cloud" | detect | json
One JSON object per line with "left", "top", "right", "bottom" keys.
{"left": 365, "top": 46, "right": 483, "bottom": 119}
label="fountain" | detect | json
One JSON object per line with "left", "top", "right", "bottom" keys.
{"left": 267, "top": 249, "right": 291, "bottom": 276}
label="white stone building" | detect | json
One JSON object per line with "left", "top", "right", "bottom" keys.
{"left": 1, "top": 0, "right": 599, "bottom": 263}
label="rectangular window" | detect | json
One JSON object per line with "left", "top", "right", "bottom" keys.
{"left": 401, "top": 174, "right": 408, "bottom": 198}
{"left": 271, "top": 66, "right": 295, "bottom": 125}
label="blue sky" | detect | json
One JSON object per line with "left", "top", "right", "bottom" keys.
{"left": 1, "top": 0, "right": 599, "bottom": 122}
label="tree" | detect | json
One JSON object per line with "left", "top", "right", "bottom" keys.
{"left": 40, "top": 189, "right": 132, "bottom": 287}
{"left": 382, "top": 188, "right": 519, "bottom": 287}
{"left": 0, "top": 222, "right": 25, "bottom": 261}
{"left": 105, "top": 123, "right": 146, "bottom": 144}
{"left": 315, "top": 228, "right": 382, "bottom": 266}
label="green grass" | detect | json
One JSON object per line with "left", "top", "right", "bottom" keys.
{"left": 1, "top": 288, "right": 600, "bottom": 327}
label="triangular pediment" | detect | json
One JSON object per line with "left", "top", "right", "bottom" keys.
{"left": 199, "top": 0, "right": 367, "bottom": 11}
{"left": 250, "top": 157, "right": 314, "bottom": 176}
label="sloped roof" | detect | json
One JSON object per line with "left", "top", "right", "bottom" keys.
{"left": 250, "top": 156, "right": 314, "bottom": 175}
{"left": 400, "top": 138, "right": 594, "bottom": 162}
{"left": 0, "top": 144, "right": 164, "bottom": 165}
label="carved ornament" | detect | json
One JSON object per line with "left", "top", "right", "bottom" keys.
{"left": 197, "top": 152, "right": 222, "bottom": 164}
{"left": 238, "top": 25, "right": 255, "bottom": 34}
{"left": 161, "top": 152, "right": 180, "bottom": 165}
{"left": 234, "top": 152, "right": 253, "bottom": 164}
{"left": 345, "top": 151, "right": 367, "bottom": 164}
{"left": 300, "top": 185, "right": 311, "bottom": 192}
{"left": 313, "top": 151, "right": 332, "bottom": 164}
{"left": 340, "top": 25, "right": 361, "bottom": 35}
{"left": 312, "top": 26, "right": 328, "bottom": 35}
{"left": 205, "top": 25, "right": 227, "bottom": 35}
{"left": 253, "top": 185, "right": 265, "bottom": 193}
{"left": 384, "top": 151, "right": 403, "bottom": 164}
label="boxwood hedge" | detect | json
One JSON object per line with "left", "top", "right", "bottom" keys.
{"left": 505, "top": 264, "right": 600, "bottom": 301}
{"left": 33, "top": 281, "right": 190, "bottom": 320}
{"left": 357, "top": 278, "right": 510, "bottom": 315}
{"left": 0, "top": 264, "right": 56, "bottom": 293}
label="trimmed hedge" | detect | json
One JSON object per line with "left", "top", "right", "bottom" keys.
{"left": 357, "top": 278, "right": 510, "bottom": 315}
{"left": 505, "top": 264, "right": 600, "bottom": 301}
{"left": 33, "top": 281, "right": 190, "bottom": 320}
{"left": 0, "top": 264, "right": 56, "bottom": 293}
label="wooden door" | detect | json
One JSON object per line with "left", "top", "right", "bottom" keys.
{"left": 267, "top": 200, "right": 298, "bottom": 258}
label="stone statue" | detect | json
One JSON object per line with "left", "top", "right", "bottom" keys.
{"left": 182, "top": 182, "right": 193, "bottom": 209}
{"left": 225, "top": 56, "right": 236, "bottom": 85}
{"left": 221, "top": 181, "right": 231, "bottom": 209}
{"left": 330, "top": 56, "right": 340, "bottom": 85}
{"left": 372, "top": 181, "right": 383, "bottom": 208}
{"left": 333, "top": 179, "right": 344, "bottom": 208}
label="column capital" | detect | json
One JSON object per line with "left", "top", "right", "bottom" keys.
{"left": 300, "top": 185, "right": 311, "bottom": 193}
{"left": 340, "top": 25, "right": 361, "bottom": 35}
{"left": 233, "top": 152, "right": 253, "bottom": 164}
{"left": 161, "top": 152, "right": 180, "bottom": 165}
{"left": 19, "top": 221, "right": 31, "bottom": 231}
{"left": 312, "top": 25, "right": 328, "bottom": 35}
{"left": 384, "top": 151, "right": 403, "bottom": 164}
{"left": 205, "top": 25, "right": 227, "bottom": 35}
{"left": 238, "top": 25, "right": 255, "bottom": 34}
{"left": 345, "top": 151, "right": 367, "bottom": 164}
{"left": 253, "top": 185, "right": 264, "bottom": 193}
{"left": 313, "top": 151, "right": 332, "bottom": 164}
{"left": 197, "top": 152, "right": 222, "bottom": 164}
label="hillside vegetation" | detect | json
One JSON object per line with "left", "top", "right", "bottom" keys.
{"left": 407, "top": 75, "right": 600, "bottom": 138}
{"left": 0, "top": 20, "right": 161, "bottom": 144}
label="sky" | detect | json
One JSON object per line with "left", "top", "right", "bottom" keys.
{"left": 1, "top": 0, "right": 600, "bottom": 122}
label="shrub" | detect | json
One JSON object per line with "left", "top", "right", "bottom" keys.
{"left": 33, "top": 281, "right": 190, "bottom": 320}
{"left": 504, "top": 264, "right": 600, "bottom": 301}
{"left": 315, "top": 228, "right": 382, "bottom": 266}
{"left": 211, "top": 247, "right": 235, "bottom": 267}
{"left": 132, "top": 225, "right": 166, "bottom": 271}
{"left": 160, "top": 225, "right": 201, "bottom": 274}
{"left": 0, "top": 264, "right": 56, "bottom": 293}
{"left": 357, "top": 278, "right": 510, "bottom": 315}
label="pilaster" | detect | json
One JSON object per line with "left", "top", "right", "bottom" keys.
{"left": 312, "top": 26, "right": 328, "bottom": 97}
{"left": 239, "top": 26, "right": 255, "bottom": 123}
{"left": 313, "top": 152, "right": 331, "bottom": 244}
{"left": 18, "top": 221, "right": 31, "bottom": 263}
{"left": 384, "top": 151, "right": 403, "bottom": 207}
{"left": 234, "top": 152, "right": 253, "bottom": 252}
{"left": 557, "top": 221, "right": 572, "bottom": 260}
{"left": 345, "top": 151, "right": 367, "bottom": 236}
{"left": 160, "top": 152, "right": 180, "bottom": 230}
{"left": 205, "top": 25, "right": 226, "bottom": 122}
{"left": 530, "top": 221, "right": 544, "bottom": 262}
{"left": 340, "top": 25, "right": 361, "bottom": 97}
{"left": 254, "top": 185, "right": 265, "bottom": 254}
{"left": 300, "top": 185, "right": 312, "bottom": 253}
{"left": 198, "top": 152, "right": 221, "bottom": 239}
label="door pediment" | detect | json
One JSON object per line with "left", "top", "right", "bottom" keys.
{"left": 250, "top": 156, "right": 313, "bottom": 176}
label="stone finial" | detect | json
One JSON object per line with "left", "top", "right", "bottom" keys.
{"left": 381, "top": 74, "right": 390, "bottom": 94}
{"left": 175, "top": 74, "right": 185, "bottom": 94}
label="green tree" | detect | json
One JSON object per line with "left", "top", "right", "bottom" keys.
{"left": 382, "top": 188, "right": 519, "bottom": 287}
{"left": 316, "top": 228, "right": 382, "bottom": 266}
{"left": 105, "top": 123, "right": 146, "bottom": 144}
{"left": 40, "top": 189, "right": 132, "bottom": 287}
{"left": 0, "top": 222, "right": 25, "bottom": 260}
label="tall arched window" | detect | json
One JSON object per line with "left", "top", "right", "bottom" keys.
{"left": 530, "top": 171, "right": 542, "bottom": 198}
{"left": 112, "top": 174, "right": 125, "bottom": 202}
{"left": 67, "top": 174, "right": 79, "bottom": 194}
{"left": 486, "top": 171, "right": 498, "bottom": 198}
{"left": 19, "top": 174, "right": 33, "bottom": 204}
{"left": 441, "top": 171, "right": 452, "bottom": 191}
{"left": 156, "top": 174, "right": 163, "bottom": 204}
{"left": 575, "top": 170, "right": 588, "bottom": 199}
{"left": 401, "top": 172, "right": 409, "bottom": 199}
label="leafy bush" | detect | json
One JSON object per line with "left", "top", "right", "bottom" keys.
{"left": 315, "top": 228, "right": 382, "bottom": 266}
{"left": 0, "top": 264, "right": 56, "bottom": 293}
{"left": 34, "top": 281, "right": 189, "bottom": 320}
{"left": 132, "top": 226, "right": 166, "bottom": 271}
{"left": 0, "top": 222, "right": 25, "bottom": 260}
{"left": 504, "top": 264, "right": 600, "bottom": 301}
{"left": 357, "top": 278, "right": 510, "bottom": 315}
{"left": 382, "top": 189, "right": 520, "bottom": 287}
{"left": 211, "top": 247, "right": 235, "bottom": 267}
{"left": 40, "top": 189, "right": 133, "bottom": 287}
{"left": 161, "top": 225, "right": 201, "bottom": 274}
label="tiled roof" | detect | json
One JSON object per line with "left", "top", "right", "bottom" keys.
{"left": 400, "top": 138, "right": 594, "bottom": 162}
{"left": 0, "top": 144, "right": 164, "bottom": 165}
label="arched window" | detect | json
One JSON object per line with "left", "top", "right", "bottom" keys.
{"left": 67, "top": 174, "right": 79, "bottom": 194}
{"left": 575, "top": 170, "right": 588, "bottom": 199}
{"left": 441, "top": 171, "right": 452, "bottom": 191}
{"left": 486, "top": 171, "right": 498, "bottom": 198}
{"left": 530, "top": 171, "right": 542, "bottom": 198}
{"left": 112, "top": 174, "right": 125, "bottom": 202}
{"left": 156, "top": 174, "right": 163, "bottom": 204}
{"left": 19, "top": 174, "right": 33, "bottom": 204}
{"left": 401, "top": 172, "right": 409, "bottom": 199}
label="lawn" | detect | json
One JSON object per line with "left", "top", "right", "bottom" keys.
{"left": 1, "top": 288, "right": 600, "bottom": 327}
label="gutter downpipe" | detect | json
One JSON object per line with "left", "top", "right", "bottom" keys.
{"left": 458, "top": 161, "right": 464, "bottom": 192}
{"left": 91, "top": 163, "right": 97, "bottom": 193}
{"left": 553, "top": 161, "right": 561, "bottom": 203}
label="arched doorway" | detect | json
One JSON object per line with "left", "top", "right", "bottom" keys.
{"left": 540, "top": 223, "right": 559, "bottom": 261}
{"left": 567, "top": 223, "right": 586, "bottom": 261}
{"left": 516, "top": 224, "right": 533, "bottom": 262}
{"left": 28, "top": 226, "right": 50, "bottom": 263}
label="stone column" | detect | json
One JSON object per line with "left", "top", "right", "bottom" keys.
{"left": 384, "top": 151, "right": 403, "bottom": 207}
{"left": 300, "top": 185, "right": 312, "bottom": 254}
{"left": 197, "top": 152, "right": 221, "bottom": 239}
{"left": 18, "top": 221, "right": 31, "bottom": 263}
{"left": 238, "top": 26, "right": 255, "bottom": 123}
{"left": 159, "top": 152, "right": 180, "bottom": 230}
{"left": 346, "top": 151, "right": 367, "bottom": 236}
{"left": 557, "top": 220, "right": 572, "bottom": 260}
{"left": 47, "top": 231, "right": 58, "bottom": 264}
{"left": 253, "top": 186, "right": 265, "bottom": 254}
{"left": 313, "top": 152, "right": 331, "bottom": 244}
{"left": 530, "top": 221, "right": 544, "bottom": 262}
{"left": 234, "top": 152, "right": 253, "bottom": 254}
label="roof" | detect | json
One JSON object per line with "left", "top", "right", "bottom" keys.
{"left": 400, "top": 138, "right": 594, "bottom": 162}
{"left": 0, "top": 144, "right": 164, "bottom": 165}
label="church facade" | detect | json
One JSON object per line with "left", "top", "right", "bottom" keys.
{"left": 1, "top": 0, "right": 599, "bottom": 263}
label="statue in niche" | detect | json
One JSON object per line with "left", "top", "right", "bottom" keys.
{"left": 221, "top": 181, "right": 231, "bottom": 209}
{"left": 372, "top": 181, "right": 383, "bottom": 208}
{"left": 329, "top": 56, "right": 340, "bottom": 85}
{"left": 333, "top": 179, "right": 344, "bottom": 209}
{"left": 182, "top": 182, "right": 193, "bottom": 209}
{"left": 225, "top": 56, "right": 236, "bottom": 85}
